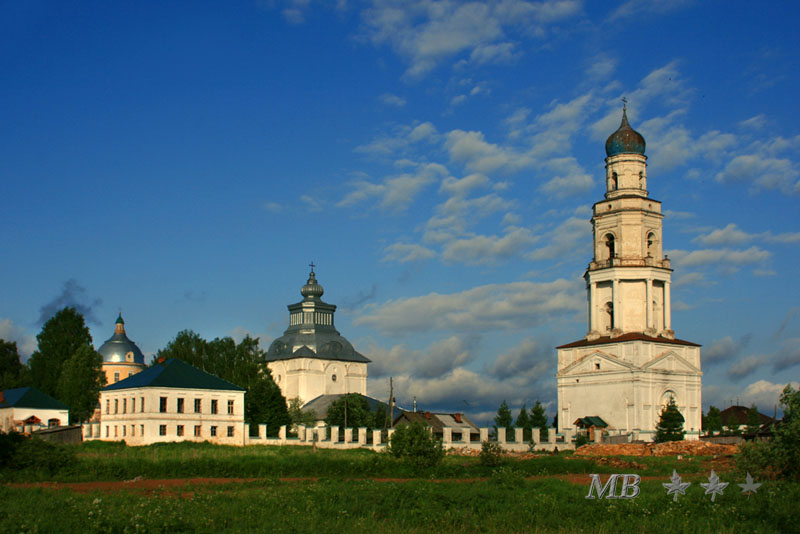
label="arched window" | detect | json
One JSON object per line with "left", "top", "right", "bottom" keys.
{"left": 605, "top": 234, "right": 616, "bottom": 260}
{"left": 646, "top": 232, "right": 655, "bottom": 257}
{"left": 639, "top": 171, "right": 645, "bottom": 189}
{"left": 610, "top": 172, "right": 618, "bottom": 191}
{"left": 605, "top": 302, "right": 614, "bottom": 330}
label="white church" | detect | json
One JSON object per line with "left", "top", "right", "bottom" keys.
{"left": 556, "top": 106, "right": 703, "bottom": 441}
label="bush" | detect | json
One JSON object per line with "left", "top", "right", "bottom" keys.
{"left": 388, "top": 422, "right": 445, "bottom": 468}
{"left": 2, "top": 435, "right": 75, "bottom": 476}
{"left": 737, "top": 384, "right": 800, "bottom": 480}
{"left": 479, "top": 440, "right": 504, "bottom": 467}
{"left": 575, "top": 433, "right": 590, "bottom": 448}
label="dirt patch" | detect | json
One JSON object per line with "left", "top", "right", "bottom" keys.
{"left": 574, "top": 441, "right": 739, "bottom": 457}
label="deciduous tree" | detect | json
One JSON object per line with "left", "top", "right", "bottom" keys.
{"left": 746, "top": 403, "right": 762, "bottom": 434}
{"left": 325, "top": 393, "right": 376, "bottom": 429}
{"left": 703, "top": 405, "right": 723, "bottom": 435}
{"left": 57, "top": 344, "right": 106, "bottom": 423}
{"left": 0, "top": 340, "right": 29, "bottom": 390}
{"left": 28, "top": 307, "right": 92, "bottom": 398}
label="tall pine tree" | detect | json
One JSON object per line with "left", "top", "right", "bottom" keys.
{"left": 703, "top": 405, "right": 723, "bottom": 435}
{"left": 654, "top": 397, "right": 685, "bottom": 442}
{"left": 493, "top": 400, "right": 513, "bottom": 439}
{"left": 529, "top": 400, "right": 549, "bottom": 442}
{"left": 515, "top": 403, "right": 531, "bottom": 441}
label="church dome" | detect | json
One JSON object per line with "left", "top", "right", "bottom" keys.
{"left": 97, "top": 314, "right": 146, "bottom": 364}
{"left": 605, "top": 107, "right": 645, "bottom": 157}
{"left": 300, "top": 269, "right": 324, "bottom": 299}
{"left": 264, "top": 268, "right": 370, "bottom": 364}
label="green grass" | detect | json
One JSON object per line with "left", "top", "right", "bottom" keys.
{"left": 1, "top": 476, "right": 796, "bottom": 533}
{"left": 2, "top": 441, "right": 795, "bottom": 532}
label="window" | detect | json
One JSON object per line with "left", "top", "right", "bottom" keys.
{"left": 141, "top": 397, "right": 145, "bottom": 412}
{"left": 114, "top": 426, "right": 118, "bottom": 437}
{"left": 211, "top": 400, "right": 218, "bottom": 414}
{"left": 48, "top": 418, "right": 60, "bottom": 427}
{"left": 114, "top": 399, "right": 118, "bottom": 414}
{"left": 105, "top": 426, "right": 109, "bottom": 437}
{"left": 159, "top": 425, "right": 167, "bottom": 436}
{"left": 123, "top": 398, "right": 127, "bottom": 413}
{"left": 122, "top": 425, "right": 126, "bottom": 437}
{"left": 160, "top": 396, "right": 167, "bottom": 413}
{"left": 227, "top": 400, "right": 234, "bottom": 415}
{"left": 605, "top": 234, "right": 616, "bottom": 260}
{"left": 114, "top": 371, "right": 120, "bottom": 383}
{"left": 210, "top": 426, "right": 217, "bottom": 437}
{"left": 177, "top": 398, "right": 185, "bottom": 413}
{"left": 106, "top": 399, "right": 110, "bottom": 414}
{"left": 194, "top": 425, "right": 202, "bottom": 437}
{"left": 132, "top": 398, "right": 136, "bottom": 412}
{"left": 227, "top": 426, "right": 234, "bottom": 437}
{"left": 194, "top": 399, "right": 201, "bottom": 413}
{"left": 128, "top": 372, "right": 134, "bottom": 378}
{"left": 177, "top": 425, "right": 184, "bottom": 437}
{"left": 595, "top": 362, "right": 601, "bottom": 370}
{"left": 131, "top": 425, "right": 135, "bottom": 436}
{"left": 140, "top": 425, "right": 144, "bottom": 436}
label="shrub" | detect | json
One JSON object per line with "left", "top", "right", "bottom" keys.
{"left": 479, "top": 440, "right": 504, "bottom": 467}
{"left": 388, "top": 422, "right": 444, "bottom": 467}
{"left": 3, "top": 436, "right": 75, "bottom": 476}
{"left": 737, "top": 384, "right": 800, "bottom": 480}
{"left": 575, "top": 433, "right": 590, "bottom": 448}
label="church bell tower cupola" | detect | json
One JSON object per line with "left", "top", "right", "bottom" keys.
{"left": 586, "top": 105, "right": 673, "bottom": 341}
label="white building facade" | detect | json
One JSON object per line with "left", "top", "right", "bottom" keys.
{"left": 95, "top": 358, "right": 245, "bottom": 445}
{"left": 0, "top": 387, "right": 70, "bottom": 433}
{"left": 556, "top": 107, "right": 703, "bottom": 440}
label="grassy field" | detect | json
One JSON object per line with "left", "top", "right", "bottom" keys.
{"left": 1, "top": 441, "right": 797, "bottom": 533}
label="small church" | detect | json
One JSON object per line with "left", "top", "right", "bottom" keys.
{"left": 556, "top": 106, "right": 703, "bottom": 440}
{"left": 264, "top": 267, "right": 370, "bottom": 408}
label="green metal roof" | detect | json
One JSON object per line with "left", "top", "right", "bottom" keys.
{"left": 1, "top": 387, "right": 70, "bottom": 410}
{"left": 102, "top": 358, "right": 245, "bottom": 392}
{"left": 575, "top": 416, "right": 608, "bottom": 428}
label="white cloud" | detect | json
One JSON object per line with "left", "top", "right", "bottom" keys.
{"left": 742, "top": 379, "right": 800, "bottom": 410}
{"left": 0, "top": 318, "right": 37, "bottom": 361}
{"left": 300, "top": 194, "right": 323, "bottom": 211}
{"left": 739, "top": 114, "right": 767, "bottom": 130}
{"left": 528, "top": 216, "right": 590, "bottom": 261}
{"left": 539, "top": 157, "right": 593, "bottom": 198}
{"left": 382, "top": 242, "right": 437, "bottom": 263}
{"left": 379, "top": 93, "right": 407, "bottom": 107}
{"left": 608, "top": 0, "right": 691, "bottom": 21}
{"left": 338, "top": 162, "right": 449, "bottom": 212}
{"left": 716, "top": 154, "right": 800, "bottom": 194}
{"left": 667, "top": 246, "right": 771, "bottom": 268}
{"left": 354, "top": 278, "right": 583, "bottom": 336}
{"left": 445, "top": 129, "right": 532, "bottom": 174}
{"left": 361, "top": 0, "right": 581, "bottom": 79}
{"left": 262, "top": 202, "right": 283, "bottom": 213}
{"left": 694, "top": 223, "right": 800, "bottom": 247}
{"left": 441, "top": 226, "right": 537, "bottom": 264}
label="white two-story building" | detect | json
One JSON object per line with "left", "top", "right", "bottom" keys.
{"left": 97, "top": 358, "right": 246, "bottom": 445}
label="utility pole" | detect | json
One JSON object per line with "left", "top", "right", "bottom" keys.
{"left": 388, "top": 377, "right": 394, "bottom": 429}
{"left": 344, "top": 389, "right": 348, "bottom": 431}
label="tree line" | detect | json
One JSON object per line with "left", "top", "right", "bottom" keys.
{"left": 492, "top": 400, "right": 550, "bottom": 441}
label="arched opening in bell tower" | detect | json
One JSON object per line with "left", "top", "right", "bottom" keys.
{"left": 604, "top": 234, "right": 616, "bottom": 261}
{"left": 646, "top": 232, "right": 656, "bottom": 257}
{"left": 603, "top": 301, "right": 614, "bottom": 331}
{"left": 610, "top": 172, "right": 618, "bottom": 191}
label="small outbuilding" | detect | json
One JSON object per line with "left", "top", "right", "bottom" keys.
{"left": 393, "top": 411, "right": 479, "bottom": 442}
{"left": 0, "top": 387, "right": 70, "bottom": 433}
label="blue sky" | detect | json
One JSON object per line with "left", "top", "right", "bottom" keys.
{"left": 2, "top": 1, "right": 799, "bottom": 424}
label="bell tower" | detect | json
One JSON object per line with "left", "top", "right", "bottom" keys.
{"left": 585, "top": 104, "right": 673, "bottom": 340}
{"left": 555, "top": 105, "right": 702, "bottom": 441}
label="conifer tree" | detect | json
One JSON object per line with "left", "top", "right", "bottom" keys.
{"left": 515, "top": 403, "right": 531, "bottom": 441}
{"left": 654, "top": 397, "right": 685, "bottom": 442}
{"left": 493, "top": 400, "right": 513, "bottom": 439}
{"left": 529, "top": 400, "right": 549, "bottom": 441}
{"left": 28, "top": 307, "right": 92, "bottom": 398}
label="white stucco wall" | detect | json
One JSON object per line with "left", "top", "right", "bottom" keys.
{"left": 98, "top": 387, "right": 245, "bottom": 445}
{"left": 268, "top": 359, "right": 367, "bottom": 405}
{"left": 1, "top": 406, "right": 70, "bottom": 432}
